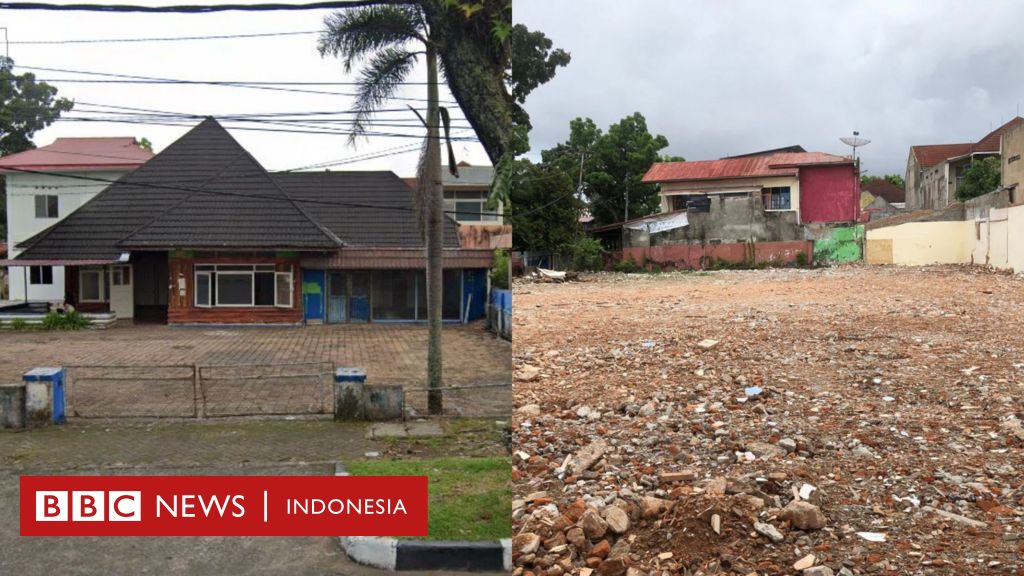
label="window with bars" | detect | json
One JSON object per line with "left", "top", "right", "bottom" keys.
{"left": 761, "top": 187, "right": 792, "bottom": 210}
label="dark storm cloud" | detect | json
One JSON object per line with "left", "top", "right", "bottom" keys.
{"left": 515, "top": 0, "right": 1024, "bottom": 177}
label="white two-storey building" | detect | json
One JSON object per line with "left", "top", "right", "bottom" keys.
{"left": 1, "top": 137, "right": 153, "bottom": 302}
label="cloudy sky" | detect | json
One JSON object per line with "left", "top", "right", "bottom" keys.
{"left": 2, "top": 0, "right": 489, "bottom": 174}
{"left": 514, "top": 0, "right": 1024, "bottom": 177}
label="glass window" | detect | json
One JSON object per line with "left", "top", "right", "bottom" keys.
{"left": 29, "top": 266, "right": 54, "bottom": 285}
{"left": 443, "top": 269, "right": 461, "bottom": 320}
{"left": 254, "top": 271, "right": 275, "bottom": 306}
{"left": 35, "top": 195, "right": 58, "bottom": 218}
{"left": 372, "top": 270, "right": 417, "bottom": 320}
{"left": 455, "top": 201, "right": 483, "bottom": 221}
{"left": 762, "top": 187, "right": 792, "bottom": 210}
{"left": 275, "top": 273, "right": 292, "bottom": 307}
{"left": 112, "top": 266, "right": 131, "bottom": 286}
{"left": 216, "top": 273, "right": 253, "bottom": 306}
{"left": 195, "top": 272, "right": 211, "bottom": 307}
{"left": 80, "top": 269, "right": 104, "bottom": 302}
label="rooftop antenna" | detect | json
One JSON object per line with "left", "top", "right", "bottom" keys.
{"left": 840, "top": 131, "right": 870, "bottom": 162}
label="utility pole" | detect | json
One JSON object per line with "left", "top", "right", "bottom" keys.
{"left": 624, "top": 172, "right": 630, "bottom": 221}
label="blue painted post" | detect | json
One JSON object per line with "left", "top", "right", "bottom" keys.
{"left": 22, "top": 367, "right": 66, "bottom": 425}
{"left": 334, "top": 368, "right": 367, "bottom": 420}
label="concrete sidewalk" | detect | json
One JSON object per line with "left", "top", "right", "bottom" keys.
{"left": 0, "top": 421, "right": 503, "bottom": 576}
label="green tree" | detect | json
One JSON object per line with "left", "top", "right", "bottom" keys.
{"left": 543, "top": 113, "right": 669, "bottom": 226}
{"left": 861, "top": 173, "right": 905, "bottom": 189}
{"left": 509, "top": 158, "right": 582, "bottom": 253}
{"left": 0, "top": 56, "right": 75, "bottom": 240}
{"left": 320, "top": 3, "right": 448, "bottom": 414}
{"left": 508, "top": 24, "right": 570, "bottom": 145}
{"left": 138, "top": 137, "right": 153, "bottom": 152}
{"left": 956, "top": 156, "right": 1001, "bottom": 200}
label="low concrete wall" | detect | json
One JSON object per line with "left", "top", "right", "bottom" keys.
{"left": 865, "top": 221, "right": 974, "bottom": 265}
{"left": 620, "top": 240, "right": 813, "bottom": 270}
{"left": 811, "top": 225, "right": 864, "bottom": 264}
{"left": 867, "top": 190, "right": 1024, "bottom": 272}
{"left": 0, "top": 384, "right": 26, "bottom": 429}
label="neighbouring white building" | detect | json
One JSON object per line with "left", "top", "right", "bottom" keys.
{"left": 1, "top": 137, "right": 153, "bottom": 303}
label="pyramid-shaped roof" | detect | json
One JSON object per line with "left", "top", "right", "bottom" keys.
{"left": 16, "top": 118, "right": 463, "bottom": 261}
{"left": 17, "top": 118, "right": 343, "bottom": 259}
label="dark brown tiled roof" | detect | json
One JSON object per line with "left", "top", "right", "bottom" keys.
{"left": 16, "top": 118, "right": 448, "bottom": 260}
{"left": 861, "top": 179, "right": 905, "bottom": 204}
{"left": 273, "top": 172, "right": 459, "bottom": 248}
{"left": 910, "top": 143, "right": 973, "bottom": 168}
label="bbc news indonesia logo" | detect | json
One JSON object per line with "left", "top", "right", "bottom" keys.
{"left": 21, "top": 476, "right": 427, "bottom": 537}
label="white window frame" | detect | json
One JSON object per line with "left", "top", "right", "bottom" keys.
{"left": 195, "top": 271, "right": 212, "bottom": 308}
{"left": 111, "top": 265, "right": 131, "bottom": 286}
{"left": 34, "top": 194, "right": 59, "bottom": 219}
{"left": 274, "top": 272, "right": 293, "bottom": 308}
{"left": 79, "top": 268, "right": 106, "bottom": 303}
{"left": 193, "top": 264, "right": 293, "bottom": 309}
{"left": 444, "top": 189, "right": 500, "bottom": 223}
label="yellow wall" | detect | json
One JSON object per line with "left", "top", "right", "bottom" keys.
{"left": 865, "top": 221, "right": 974, "bottom": 265}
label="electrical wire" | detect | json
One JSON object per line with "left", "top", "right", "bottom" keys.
{"left": 0, "top": 1, "right": 410, "bottom": 13}
{"left": 9, "top": 30, "right": 321, "bottom": 44}
{"left": 15, "top": 64, "right": 459, "bottom": 104}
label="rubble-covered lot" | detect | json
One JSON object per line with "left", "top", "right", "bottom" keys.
{"left": 512, "top": 265, "right": 1024, "bottom": 576}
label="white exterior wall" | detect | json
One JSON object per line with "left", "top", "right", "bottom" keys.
{"left": 6, "top": 170, "right": 127, "bottom": 301}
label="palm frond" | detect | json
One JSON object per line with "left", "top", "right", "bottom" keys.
{"left": 349, "top": 47, "right": 419, "bottom": 143}
{"left": 318, "top": 5, "right": 425, "bottom": 73}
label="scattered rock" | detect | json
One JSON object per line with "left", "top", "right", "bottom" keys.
{"left": 779, "top": 500, "right": 828, "bottom": 530}
{"left": 603, "top": 506, "right": 630, "bottom": 534}
{"left": 513, "top": 532, "right": 540, "bottom": 555}
{"left": 793, "top": 554, "right": 816, "bottom": 570}
{"left": 754, "top": 521, "right": 785, "bottom": 543}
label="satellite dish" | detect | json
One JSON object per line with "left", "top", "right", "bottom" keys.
{"left": 840, "top": 131, "right": 870, "bottom": 161}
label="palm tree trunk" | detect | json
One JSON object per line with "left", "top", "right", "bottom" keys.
{"left": 425, "top": 43, "right": 444, "bottom": 415}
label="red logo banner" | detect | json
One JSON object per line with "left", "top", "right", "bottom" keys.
{"left": 20, "top": 476, "right": 428, "bottom": 536}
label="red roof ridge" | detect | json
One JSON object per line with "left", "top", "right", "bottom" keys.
{"left": 643, "top": 151, "right": 850, "bottom": 183}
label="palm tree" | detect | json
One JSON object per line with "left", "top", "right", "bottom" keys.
{"left": 319, "top": 4, "right": 446, "bottom": 414}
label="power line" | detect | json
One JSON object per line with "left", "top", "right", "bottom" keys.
{"left": 41, "top": 78, "right": 432, "bottom": 86}
{"left": 15, "top": 64, "right": 459, "bottom": 104}
{"left": 0, "top": 1, "right": 411, "bottom": 13}
{"left": 2, "top": 166, "right": 504, "bottom": 218}
{"left": 9, "top": 30, "right": 320, "bottom": 44}
{"left": 55, "top": 116, "right": 479, "bottom": 140}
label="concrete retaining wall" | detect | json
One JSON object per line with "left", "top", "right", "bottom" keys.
{"left": 866, "top": 195, "right": 1024, "bottom": 272}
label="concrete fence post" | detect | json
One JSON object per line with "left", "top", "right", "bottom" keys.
{"left": 0, "top": 383, "right": 26, "bottom": 429}
{"left": 22, "top": 367, "right": 66, "bottom": 425}
{"left": 334, "top": 368, "right": 366, "bottom": 421}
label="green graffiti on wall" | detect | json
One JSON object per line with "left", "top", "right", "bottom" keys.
{"left": 813, "top": 225, "right": 863, "bottom": 263}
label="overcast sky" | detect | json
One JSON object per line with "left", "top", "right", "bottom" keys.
{"left": 2, "top": 0, "right": 489, "bottom": 174}
{"left": 514, "top": 0, "right": 1024, "bottom": 177}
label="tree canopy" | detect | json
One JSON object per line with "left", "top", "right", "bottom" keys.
{"left": 509, "top": 158, "right": 583, "bottom": 254}
{"left": 0, "top": 56, "right": 75, "bottom": 241}
{"left": 0, "top": 57, "right": 74, "bottom": 156}
{"left": 861, "top": 173, "right": 905, "bottom": 190}
{"left": 543, "top": 113, "right": 669, "bottom": 226}
{"left": 956, "top": 156, "right": 1001, "bottom": 201}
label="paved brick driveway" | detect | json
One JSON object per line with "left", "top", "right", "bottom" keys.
{"left": 0, "top": 322, "right": 510, "bottom": 418}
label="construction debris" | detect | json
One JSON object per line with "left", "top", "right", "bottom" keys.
{"left": 512, "top": 266, "right": 1024, "bottom": 575}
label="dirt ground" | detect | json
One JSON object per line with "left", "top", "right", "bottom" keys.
{"left": 512, "top": 265, "right": 1024, "bottom": 576}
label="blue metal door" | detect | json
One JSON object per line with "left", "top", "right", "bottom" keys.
{"left": 302, "top": 269, "right": 325, "bottom": 322}
{"left": 328, "top": 272, "right": 347, "bottom": 323}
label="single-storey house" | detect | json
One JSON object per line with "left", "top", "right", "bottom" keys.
{"left": 5, "top": 118, "right": 492, "bottom": 325}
